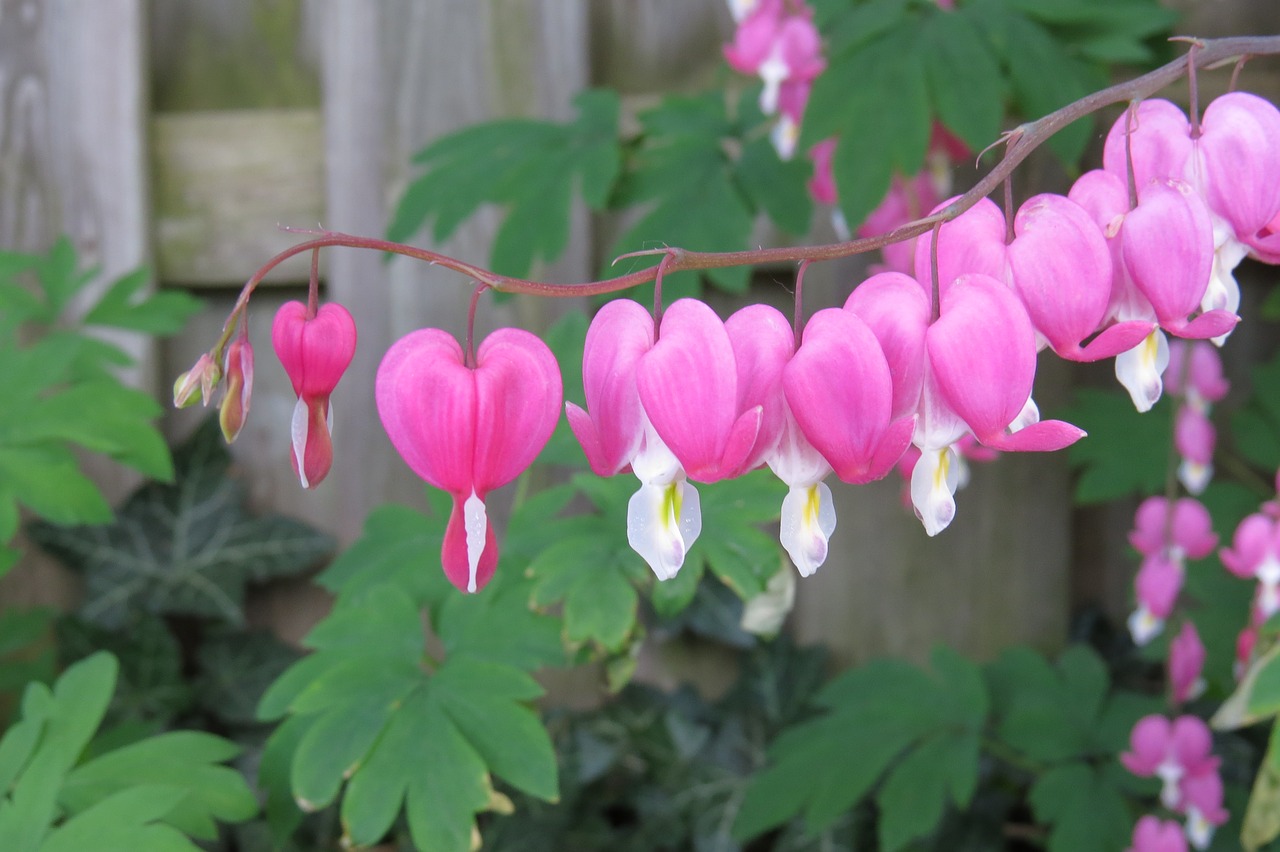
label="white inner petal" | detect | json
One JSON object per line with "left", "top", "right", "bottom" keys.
{"left": 463, "top": 489, "right": 488, "bottom": 594}
{"left": 290, "top": 397, "right": 310, "bottom": 489}
{"left": 1178, "top": 459, "right": 1212, "bottom": 495}
{"left": 780, "top": 482, "right": 836, "bottom": 577}
{"left": 1115, "top": 329, "right": 1169, "bottom": 413}
{"left": 1185, "top": 806, "right": 1214, "bottom": 851}
{"left": 628, "top": 479, "right": 701, "bottom": 581}
{"left": 910, "top": 445, "right": 960, "bottom": 536}
{"left": 1127, "top": 606, "right": 1164, "bottom": 647}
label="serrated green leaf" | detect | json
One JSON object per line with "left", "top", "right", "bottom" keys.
{"left": 1058, "top": 388, "right": 1172, "bottom": 503}
{"left": 389, "top": 89, "right": 620, "bottom": 278}
{"left": 317, "top": 501, "right": 447, "bottom": 604}
{"left": 60, "top": 731, "right": 255, "bottom": 839}
{"left": 258, "top": 714, "right": 311, "bottom": 843}
{"left": 528, "top": 534, "right": 640, "bottom": 652}
{"left": 0, "top": 445, "right": 113, "bottom": 526}
{"left": 922, "top": 11, "right": 1005, "bottom": 152}
{"left": 29, "top": 418, "right": 333, "bottom": 629}
{"left": 80, "top": 267, "right": 201, "bottom": 335}
{"left": 40, "top": 785, "right": 198, "bottom": 852}
{"left": 1029, "top": 762, "right": 1133, "bottom": 852}
{"left": 696, "top": 471, "right": 784, "bottom": 600}
{"left": 804, "top": 26, "right": 930, "bottom": 229}
{"left": 736, "top": 137, "right": 813, "bottom": 236}
{"left": 876, "top": 732, "right": 980, "bottom": 852}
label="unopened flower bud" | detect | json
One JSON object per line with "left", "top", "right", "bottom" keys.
{"left": 173, "top": 354, "right": 220, "bottom": 408}
{"left": 219, "top": 336, "right": 254, "bottom": 442}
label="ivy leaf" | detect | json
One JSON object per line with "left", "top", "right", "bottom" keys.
{"left": 1057, "top": 388, "right": 1172, "bottom": 504}
{"left": 1028, "top": 762, "right": 1134, "bottom": 852}
{"left": 194, "top": 631, "right": 303, "bottom": 729}
{"left": 610, "top": 93, "right": 754, "bottom": 299}
{"left": 28, "top": 418, "right": 334, "bottom": 629}
{"left": 258, "top": 584, "right": 558, "bottom": 852}
{"left": 57, "top": 615, "right": 193, "bottom": 728}
{"left": 734, "top": 649, "right": 987, "bottom": 845}
{"left": 388, "top": 89, "right": 621, "bottom": 278}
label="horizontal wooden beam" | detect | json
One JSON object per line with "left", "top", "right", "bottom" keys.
{"left": 151, "top": 108, "right": 324, "bottom": 286}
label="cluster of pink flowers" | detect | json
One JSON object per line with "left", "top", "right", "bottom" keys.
{"left": 723, "top": 0, "right": 825, "bottom": 159}
{"left": 1122, "top": 715, "right": 1228, "bottom": 850}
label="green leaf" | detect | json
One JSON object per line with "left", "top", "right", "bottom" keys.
{"left": 736, "top": 137, "right": 813, "bottom": 236}
{"left": 28, "top": 418, "right": 334, "bottom": 629}
{"left": 803, "top": 25, "right": 930, "bottom": 229}
{"left": 80, "top": 267, "right": 201, "bottom": 335}
{"left": 0, "top": 445, "right": 113, "bottom": 526}
{"left": 527, "top": 531, "right": 641, "bottom": 653}
{"left": 1233, "top": 349, "right": 1280, "bottom": 472}
{"left": 194, "top": 631, "right": 302, "bottom": 728}
{"left": 696, "top": 471, "right": 785, "bottom": 600}
{"left": 60, "top": 731, "right": 256, "bottom": 840}
{"left": 40, "top": 785, "right": 198, "bottom": 852}
{"left": 270, "top": 590, "right": 559, "bottom": 852}
{"left": 389, "top": 89, "right": 621, "bottom": 278}
{"left": 1058, "top": 388, "right": 1172, "bottom": 504}
{"left": 610, "top": 93, "right": 753, "bottom": 298}
{"left": 921, "top": 11, "right": 1005, "bottom": 152}
{"left": 1029, "top": 762, "right": 1133, "bottom": 852}
{"left": 735, "top": 653, "right": 986, "bottom": 841}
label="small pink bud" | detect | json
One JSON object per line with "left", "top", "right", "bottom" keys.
{"left": 219, "top": 336, "right": 254, "bottom": 443}
{"left": 173, "top": 353, "right": 221, "bottom": 408}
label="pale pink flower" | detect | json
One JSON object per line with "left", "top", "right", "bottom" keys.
{"left": 1127, "top": 816, "right": 1188, "bottom": 852}
{"left": 1168, "top": 621, "right": 1206, "bottom": 706}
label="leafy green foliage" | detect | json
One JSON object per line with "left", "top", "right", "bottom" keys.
{"left": 483, "top": 636, "right": 830, "bottom": 852}
{"left": 257, "top": 582, "right": 558, "bottom": 852}
{"left": 28, "top": 418, "right": 334, "bottom": 629}
{"left": 0, "top": 652, "right": 255, "bottom": 849}
{"left": 0, "top": 239, "right": 200, "bottom": 574}
{"left": 388, "top": 90, "right": 622, "bottom": 278}
{"left": 1059, "top": 388, "right": 1173, "bottom": 504}
{"left": 734, "top": 646, "right": 988, "bottom": 850}
{"left": 1232, "top": 348, "right": 1280, "bottom": 473}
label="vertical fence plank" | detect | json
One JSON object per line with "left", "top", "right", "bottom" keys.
{"left": 0, "top": 0, "right": 151, "bottom": 606}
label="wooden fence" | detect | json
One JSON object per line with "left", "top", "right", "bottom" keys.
{"left": 2, "top": 0, "right": 1277, "bottom": 680}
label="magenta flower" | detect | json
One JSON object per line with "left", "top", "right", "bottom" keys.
{"left": 806, "top": 139, "right": 839, "bottom": 206}
{"left": 1168, "top": 621, "right": 1206, "bottom": 706}
{"left": 1181, "top": 769, "right": 1229, "bottom": 849}
{"left": 1121, "top": 714, "right": 1219, "bottom": 812}
{"left": 1130, "top": 554, "right": 1184, "bottom": 646}
{"left": 566, "top": 300, "right": 704, "bottom": 581}
{"left": 1175, "top": 406, "right": 1215, "bottom": 495}
{"left": 1127, "top": 816, "right": 1188, "bottom": 852}
{"left": 1221, "top": 512, "right": 1280, "bottom": 619}
{"left": 1128, "top": 497, "right": 1218, "bottom": 561}
{"left": 859, "top": 172, "right": 940, "bottom": 276}
{"left": 271, "top": 301, "right": 357, "bottom": 489}
{"left": 376, "top": 327, "right": 562, "bottom": 593}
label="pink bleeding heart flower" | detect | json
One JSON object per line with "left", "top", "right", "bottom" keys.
{"left": 726, "top": 305, "right": 837, "bottom": 577}
{"left": 637, "top": 299, "right": 764, "bottom": 485}
{"left": 1175, "top": 406, "right": 1215, "bottom": 495}
{"left": 567, "top": 300, "right": 702, "bottom": 582}
{"left": 859, "top": 172, "right": 940, "bottom": 276}
{"left": 913, "top": 197, "right": 1009, "bottom": 302}
{"left": 1129, "top": 553, "right": 1184, "bottom": 645}
{"left": 807, "top": 139, "right": 839, "bottom": 207}
{"left": 925, "top": 275, "right": 1084, "bottom": 453}
{"left": 1103, "top": 99, "right": 1193, "bottom": 192}
{"left": 1129, "top": 496, "right": 1218, "bottom": 561}
{"left": 1236, "top": 623, "right": 1260, "bottom": 681}
{"left": 272, "top": 301, "right": 357, "bottom": 489}
{"left": 1181, "top": 768, "right": 1229, "bottom": 849}
{"left": 1121, "top": 715, "right": 1219, "bottom": 811}
{"left": 219, "top": 333, "right": 254, "bottom": 443}
{"left": 1169, "top": 621, "right": 1207, "bottom": 706}
{"left": 376, "top": 327, "right": 561, "bottom": 593}
{"left": 1007, "top": 194, "right": 1153, "bottom": 361}
{"left": 1127, "top": 816, "right": 1189, "bottom": 852}
{"left": 1246, "top": 208, "right": 1280, "bottom": 263}
{"left": 1221, "top": 512, "right": 1280, "bottom": 620}
{"left": 173, "top": 352, "right": 221, "bottom": 409}
{"left": 784, "top": 307, "right": 913, "bottom": 488}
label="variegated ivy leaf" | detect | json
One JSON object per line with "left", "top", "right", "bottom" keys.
{"left": 28, "top": 417, "right": 333, "bottom": 629}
